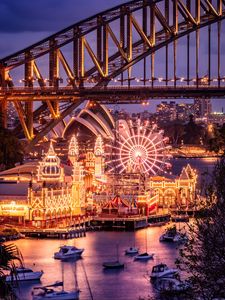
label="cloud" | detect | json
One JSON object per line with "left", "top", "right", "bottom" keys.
{"left": 0, "top": 0, "right": 127, "bottom": 58}
{"left": 0, "top": 0, "right": 127, "bottom": 33}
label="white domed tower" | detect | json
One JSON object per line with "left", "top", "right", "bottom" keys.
{"left": 68, "top": 135, "right": 79, "bottom": 165}
{"left": 37, "top": 141, "right": 64, "bottom": 182}
{"left": 94, "top": 135, "right": 105, "bottom": 179}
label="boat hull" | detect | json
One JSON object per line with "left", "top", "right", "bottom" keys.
{"left": 125, "top": 248, "right": 139, "bottom": 255}
{"left": 6, "top": 271, "right": 43, "bottom": 282}
{"left": 33, "top": 290, "right": 79, "bottom": 300}
{"left": 102, "top": 261, "right": 124, "bottom": 269}
{"left": 54, "top": 249, "right": 84, "bottom": 260}
{"left": 150, "top": 271, "right": 178, "bottom": 280}
{"left": 160, "top": 234, "right": 186, "bottom": 243}
{"left": 135, "top": 255, "right": 154, "bottom": 260}
{"left": 134, "top": 253, "right": 154, "bottom": 260}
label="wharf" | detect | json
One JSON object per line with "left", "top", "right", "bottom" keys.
{"left": 20, "top": 226, "right": 86, "bottom": 239}
{"left": 19, "top": 214, "right": 171, "bottom": 238}
{"left": 148, "top": 214, "right": 171, "bottom": 226}
{"left": 91, "top": 216, "right": 148, "bottom": 230}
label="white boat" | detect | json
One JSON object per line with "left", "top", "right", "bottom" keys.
{"left": 125, "top": 247, "right": 139, "bottom": 255}
{"left": 54, "top": 246, "right": 84, "bottom": 260}
{"left": 32, "top": 282, "right": 80, "bottom": 300}
{"left": 134, "top": 252, "right": 154, "bottom": 260}
{"left": 6, "top": 267, "right": 43, "bottom": 282}
{"left": 157, "top": 277, "right": 191, "bottom": 294}
{"left": 159, "top": 226, "right": 188, "bottom": 243}
{"left": 33, "top": 257, "right": 80, "bottom": 300}
{"left": 150, "top": 263, "right": 178, "bottom": 280}
{"left": 134, "top": 229, "right": 154, "bottom": 260}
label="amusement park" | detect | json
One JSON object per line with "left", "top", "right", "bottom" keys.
{"left": 0, "top": 0, "right": 225, "bottom": 299}
{"left": 0, "top": 100, "right": 198, "bottom": 229}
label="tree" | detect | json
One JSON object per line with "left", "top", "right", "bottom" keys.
{"left": 0, "top": 113, "right": 24, "bottom": 170}
{"left": 0, "top": 243, "right": 23, "bottom": 299}
{"left": 183, "top": 115, "right": 205, "bottom": 145}
{"left": 163, "top": 120, "right": 185, "bottom": 146}
{"left": 176, "top": 158, "right": 225, "bottom": 300}
{"left": 207, "top": 123, "right": 225, "bottom": 154}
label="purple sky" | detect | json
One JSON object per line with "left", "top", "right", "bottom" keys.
{"left": 0, "top": 0, "right": 224, "bottom": 113}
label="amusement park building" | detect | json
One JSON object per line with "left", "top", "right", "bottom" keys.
{"left": 148, "top": 164, "right": 197, "bottom": 208}
{"left": 0, "top": 141, "right": 84, "bottom": 227}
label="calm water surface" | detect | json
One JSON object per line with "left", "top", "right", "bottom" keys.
{"left": 13, "top": 228, "right": 180, "bottom": 300}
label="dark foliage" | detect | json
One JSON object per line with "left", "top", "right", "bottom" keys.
{"left": 176, "top": 158, "right": 225, "bottom": 300}
{"left": 0, "top": 113, "right": 24, "bottom": 170}
{"left": 0, "top": 243, "right": 23, "bottom": 300}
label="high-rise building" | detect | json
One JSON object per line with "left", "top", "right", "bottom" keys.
{"left": 7, "top": 102, "right": 17, "bottom": 129}
{"left": 156, "top": 101, "right": 177, "bottom": 122}
{"left": 194, "top": 99, "right": 212, "bottom": 118}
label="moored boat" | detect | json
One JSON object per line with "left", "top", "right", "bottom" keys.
{"left": 32, "top": 282, "right": 80, "bottom": 300}
{"left": 125, "top": 247, "right": 139, "bottom": 255}
{"left": 102, "top": 261, "right": 124, "bottom": 269}
{"left": 150, "top": 263, "right": 178, "bottom": 280}
{"left": 156, "top": 277, "right": 191, "bottom": 295}
{"left": 103, "top": 244, "right": 124, "bottom": 269}
{"left": 6, "top": 267, "right": 43, "bottom": 282}
{"left": 134, "top": 252, "right": 154, "bottom": 260}
{"left": 54, "top": 246, "right": 84, "bottom": 260}
{"left": 159, "top": 225, "right": 188, "bottom": 243}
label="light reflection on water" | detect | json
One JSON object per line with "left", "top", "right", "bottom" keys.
{"left": 171, "top": 157, "right": 217, "bottom": 176}
{"left": 13, "top": 227, "right": 180, "bottom": 300}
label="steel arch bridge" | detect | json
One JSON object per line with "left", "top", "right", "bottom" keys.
{"left": 0, "top": 0, "right": 225, "bottom": 147}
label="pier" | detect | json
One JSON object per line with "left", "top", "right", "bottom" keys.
{"left": 91, "top": 216, "right": 147, "bottom": 230}
{"left": 19, "top": 214, "right": 172, "bottom": 238}
{"left": 90, "top": 214, "right": 171, "bottom": 230}
{"left": 20, "top": 226, "right": 86, "bottom": 239}
{"left": 148, "top": 214, "right": 171, "bottom": 226}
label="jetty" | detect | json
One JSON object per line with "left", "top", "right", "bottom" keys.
{"left": 90, "top": 213, "right": 170, "bottom": 230}
{"left": 20, "top": 226, "right": 86, "bottom": 239}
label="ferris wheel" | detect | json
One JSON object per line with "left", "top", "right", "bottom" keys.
{"left": 106, "top": 120, "right": 171, "bottom": 175}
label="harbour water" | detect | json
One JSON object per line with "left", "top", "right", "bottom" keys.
{"left": 11, "top": 158, "right": 218, "bottom": 300}
{"left": 13, "top": 227, "right": 179, "bottom": 300}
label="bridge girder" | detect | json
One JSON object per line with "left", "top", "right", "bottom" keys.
{"left": 0, "top": 0, "right": 225, "bottom": 146}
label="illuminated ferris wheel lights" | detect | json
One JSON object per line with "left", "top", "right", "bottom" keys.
{"left": 106, "top": 121, "right": 170, "bottom": 175}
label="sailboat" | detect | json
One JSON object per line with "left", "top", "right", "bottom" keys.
{"left": 159, "top": 225, "right": 188, "bottom": 243}
{"left": 134, "top": 229, "right": 154, "bottom": 260}
{"left": 102, "top": 244, "right": 124, "bottom": 269}
{"left": 125, "top": 246, "right": 139, "bottom": 255}
{"left": 125, "top": 231, "right": 139, "bottom": 255}
{"left": 32, "top": 262, "right": 80, "bottom": 300}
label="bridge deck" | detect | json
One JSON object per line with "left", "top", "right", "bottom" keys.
{"left": 1, "top": 86, "right": 225, "bottom": 102}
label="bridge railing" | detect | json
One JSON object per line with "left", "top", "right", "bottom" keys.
{"left": 1, "top": 84, "right": 225, "bottom": 93}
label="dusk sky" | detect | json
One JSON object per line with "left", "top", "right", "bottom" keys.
{"left": 0, "top": 0, "right": 224, "bottom": 112}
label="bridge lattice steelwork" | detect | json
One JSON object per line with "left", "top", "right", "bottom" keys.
{"left": 0, "top": 0, "right": 225, "bottom": 146}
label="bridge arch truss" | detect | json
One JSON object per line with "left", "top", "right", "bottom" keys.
{"left": 0, "top": 0, "right": 225, "bottom": 146}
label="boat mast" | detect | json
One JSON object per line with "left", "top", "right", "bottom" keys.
{"left": 81, "top": 260, "right": 94, "bottom": 300}
{"left": 145, "top": 229, "right": 148, "bottom": 253}
{"left": 61, "top": 262, "right": 64, "bottom": 291}
{"left": 74, "top": 261, "right": 78, "bottom": 291}
{"left": 116, "top": 243, "right": 119, "bottom": 261}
